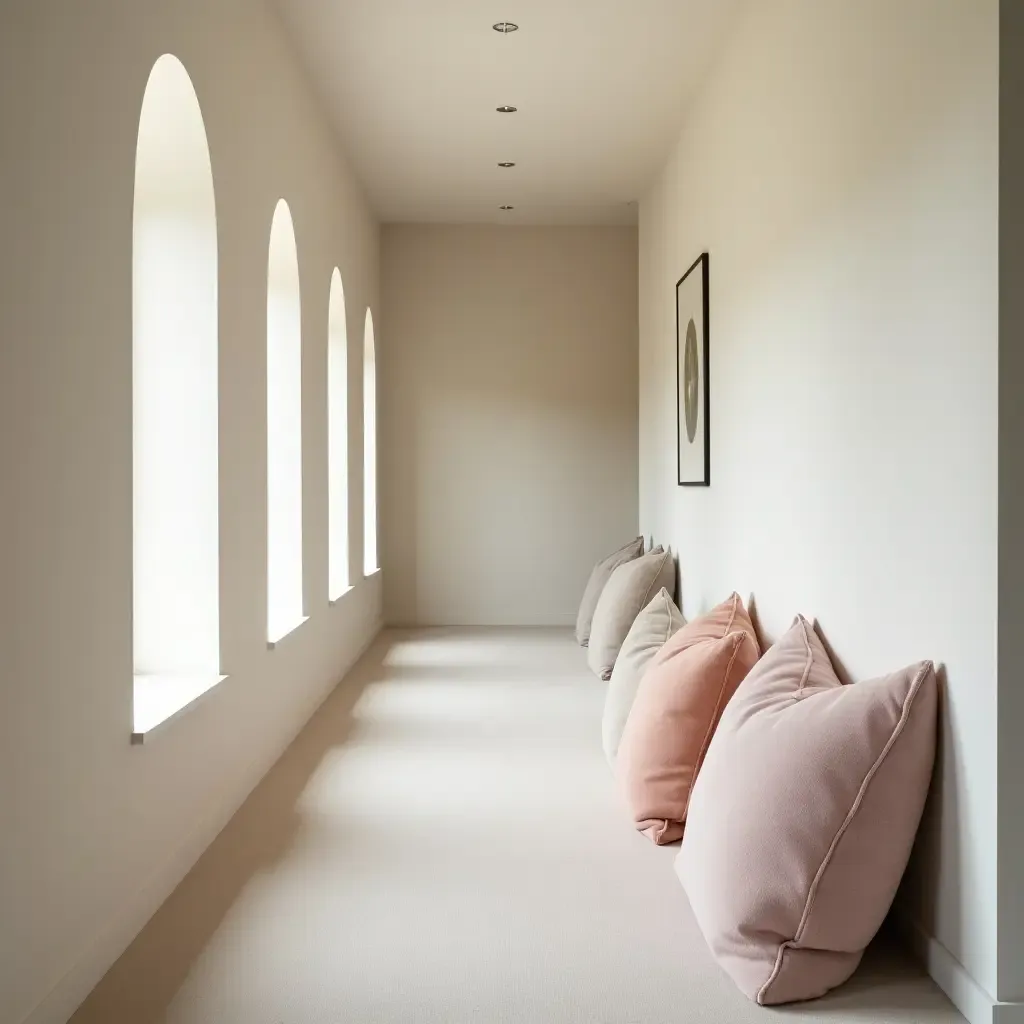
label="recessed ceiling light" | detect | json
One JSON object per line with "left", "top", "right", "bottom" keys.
{"left": 498, "top": 161, "right": 516, "bottom": 168}
{"left": 496, "top": 105, "right": 517, "bottom": 113}
{"left": 499, "top": 205, "right": 514, "bottom": 211}
{"left": 493, "top": 21, "right": 518, "bottom": 33}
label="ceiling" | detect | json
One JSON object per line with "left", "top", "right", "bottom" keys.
{"left": 276, "top": 0, "right": 742, "bottom": 225}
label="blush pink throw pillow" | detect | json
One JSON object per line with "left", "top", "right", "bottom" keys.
{"left": 677, "top": 616, "right": 937, "bottom": 1005}
{"left": 616, "top": 593, "right": 760, "bottom": 845}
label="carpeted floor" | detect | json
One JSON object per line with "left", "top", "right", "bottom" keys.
{"left": 72, "top": 628, "right": 964, "bottom": 1024}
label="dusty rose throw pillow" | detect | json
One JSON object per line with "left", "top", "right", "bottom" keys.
{"left": 616, "top": 593, "right": 760, "bottom": 844}
{"left": 677, "top": 616, "right": 937, "bottom": 1004}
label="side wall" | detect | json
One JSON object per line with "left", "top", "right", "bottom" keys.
{"left": 999, "top": 0, "right": 1024, "bottom": 1009}
{"left": 638, "top": 0, "right": 999, "bottom": 1013}
{"left": 381, "top": 225, "right": 639, "bottom": 627}
{"left": 0, "top": 4, "right": 381, "bottom": 1023}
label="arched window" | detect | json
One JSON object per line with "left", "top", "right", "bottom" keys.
{"left": 266, "top": 200, "right": 304, "bottom": 642}
{"left": 328, "top": 269, "right": 350, "bottom": 599}
{"left": 363, "top": 309, "right": 378, "bottom": 576}
{"left": 133, "top": 54, "right": 219, "bottom": 679}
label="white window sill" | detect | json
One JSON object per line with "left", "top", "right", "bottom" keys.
{"left": 132, "top": 673, "right": 227, "bottom": 745}
{"left": 329, "top": 586, "right": 355, "bottom": 606}
{"left": 267, "top": 615, "right": 310, "bottom": 649}
{"left": 363, "top": 567, "right": 382, "bottom": 580}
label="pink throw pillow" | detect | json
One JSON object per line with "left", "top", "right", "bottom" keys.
{"left": 677, "top": 615, "right": 937, "bottom": 1004}
{"left": 616, "top": 593, "right": 760, "bottom": 844}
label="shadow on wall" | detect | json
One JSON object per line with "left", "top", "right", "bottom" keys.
{"left": 69, "top": 645, "right": 389, "bottom": 1023}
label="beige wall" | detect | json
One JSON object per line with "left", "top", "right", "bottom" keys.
{"left": 639, "top": 0, "right": 1001, "bottom": 1019}
{"left": 381, "top": 225, "right": 638, "bottom": 626}
{"left": 0, "top": 4, "right": 381, "bottom": 1024}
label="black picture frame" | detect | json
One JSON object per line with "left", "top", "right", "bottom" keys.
{"left": 675, "top": 252, "right": 710, "bottom": 487}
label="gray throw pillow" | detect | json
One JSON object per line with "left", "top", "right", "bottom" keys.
{"left": 587, "top": 548, "right": 676, "bottom": 681}
{"left": 575, "top": 536, "right": 644, "bottom": 646}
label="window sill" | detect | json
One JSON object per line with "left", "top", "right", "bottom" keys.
{"left": 267, "top": 615, "right": 310, "bottom": 650}
{"left": 363, "top": 567, "right": 382, "bottom": 581}
{"left": 329, "top": 586, "right": 355, "bottom": 606}
{"left": 132, "top": 673, "right": 227, "bottom": 745}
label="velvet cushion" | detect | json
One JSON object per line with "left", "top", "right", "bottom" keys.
{"left": 602, "top": 588, "right": 685, "bottom": 766}
{"left": 677, "top": 616, "right": 937, "bottom": 1005}
{"left": 586, "top": 548, "right": 675, "bottom": 680}
{"left": 575, "top": 536, "right": 644, "bottom": 646}
{"left": 616, "top": 593, "right": 759, "bottom": 843}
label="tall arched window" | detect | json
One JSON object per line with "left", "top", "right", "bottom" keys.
{"left": 328, "top": 269, "right": 350, "bottom": 599}
{"left": 133, "top": 54, "right": 219, "bottom": 679}
{"left": 363, "top": 309, "right": 378, "bottom": 577}
{"left": 267, "top": 200, "right": 304, "bottom": 642}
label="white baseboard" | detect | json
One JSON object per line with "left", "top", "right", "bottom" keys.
{"left": 896, "top": 913, "right": 1024, "bottom": 1024}
{"left": 19, "top": 621, "right": 383, "bottom": 1024}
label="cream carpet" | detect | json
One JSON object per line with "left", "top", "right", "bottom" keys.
{"left": 73, "top": 628, "right": 964, "bottom": 1024}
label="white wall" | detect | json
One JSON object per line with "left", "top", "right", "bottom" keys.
{"left": 0, "top": 4, "right": 381, "bottom": 1024}
{"left": 639, "top": 0, "right": 1000, "bottom": 1015}
{"left": 381, "top": 225, "right": 638, "bottom": 627}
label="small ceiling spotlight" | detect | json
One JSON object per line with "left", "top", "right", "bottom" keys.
{"left": 499, "top": 205, "right": 515, "bottom": 211}
{"left": 496, "top": 105, "right": 517, "bottom": 113}
{"left": 493, "top": 21, "right": 519, "bottom": 33}
{"left": 498, "top": 161, "right": 516, "bottom": 168}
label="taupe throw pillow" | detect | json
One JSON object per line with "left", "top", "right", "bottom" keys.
{"left": 587, "top": 548, "right": 676, "bottom": 680}
{"left": 602, "top": 587, "right": 685, "bottom": 766}
{"left": 575, "top": 536, "right": 644, "bottom": 646}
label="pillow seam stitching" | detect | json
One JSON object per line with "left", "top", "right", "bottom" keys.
{"left": 662, "top": 598, "right": 674, "bottom": 648}
{"left": 724, "top": 593, "right": 739, "bottom": 636}
{"left": 756, "top": 660, "right": 932, "bottom": 1004}
{"left": 796, "top": 617, "right": 815, "bottom": 696}
{"left": 639, "top": 550, "right": 672, "bottom": 611}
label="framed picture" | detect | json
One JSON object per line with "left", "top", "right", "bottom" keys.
{"left": 676, "top": 252, "right": 710, "bottom": 486}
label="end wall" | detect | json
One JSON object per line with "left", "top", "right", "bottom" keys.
{"left": 381, "top": 225, "right": 639, "bottom": 627}
{"left": 0, "top": 4, "right": 380, "bottom": 1023}
{"left": 639, "top": 0, "right": 999, "bottom": 1015}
